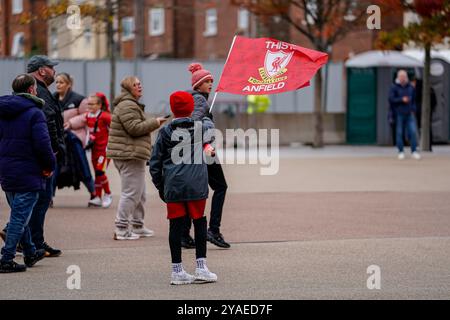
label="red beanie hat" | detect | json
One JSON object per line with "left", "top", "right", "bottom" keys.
{"left": 170, "top": 91, "right": 194, "bottom": 118}
{"left": 189, "top": 63, "right": 213, "bottom": 89}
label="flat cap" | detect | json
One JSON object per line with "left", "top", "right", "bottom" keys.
{"left": 26, "top": 55, "right": 59, "bottom": 73}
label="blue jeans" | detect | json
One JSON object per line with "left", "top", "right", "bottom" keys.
{"left": 1, "top": 192, "right": 39, "bottom": 262}
{"left": 396, "top": 112, "right": 418, "bottom": 153}
{"left": 28, "top": 175, "right": 54, "bottom": 249}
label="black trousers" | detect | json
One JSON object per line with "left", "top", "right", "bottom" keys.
{"left": 170, "top": 216, "right": 207, "bottom": 264}
{"left": 183, "top": 162, "right": 228, "bottom": 237}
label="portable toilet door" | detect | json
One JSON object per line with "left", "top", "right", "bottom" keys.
{"left": 403, "top": 50, "right": 450, "bottom": 143}
{"left": 429, "top": 58, "right": 450, "bottom": 143}
{"left": 346, "top": 67, "right": 377, "bottom": 144}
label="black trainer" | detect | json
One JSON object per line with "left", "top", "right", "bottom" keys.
{"left": 181, "top": 235, "right": 196, "bottom": 249}
{"left": 42, "top": 242, "right": 62, "bottom": 257}
{"left": 24, "top": 249, "right": 46, "bottom": 267}
{"left": 0, "top": 260, "right": 27, "bottom": 273}
{"left": 207, "top": 230, "right": 231, "bottom": 249}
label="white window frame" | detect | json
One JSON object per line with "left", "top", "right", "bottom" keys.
{"left": 11, "top": 32, "right": 24, "bottom": 57}
{"left": 12, "top": 0, "right": 23, "bottom": 15}
{"left": 50, "top": 31, "right": 58, "bottom": 59}
{"left": 149, "top": 8, "right": 165, "bottom": 36}
{"left": 238, "top": 8, "right": 249, "bottom": 31}
{"left": 203, "top": 8, "right": 217, "bottom": 37}
{"left": 306, "top": 0, "right": 317, "bottom": 25}
{"left": 121, "top": 17, "right": 135, "bottom": 41}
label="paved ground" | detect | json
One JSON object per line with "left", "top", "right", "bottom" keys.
{"left": 0, "top": 146, "right": 449, "bottom": 300}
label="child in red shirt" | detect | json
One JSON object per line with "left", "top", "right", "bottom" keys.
{"left": 86, "top": 93, "right": 112, "bottom": 208}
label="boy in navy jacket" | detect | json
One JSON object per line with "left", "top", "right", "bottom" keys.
{"left": 0, "top": 74, "right": 56, "bottom": 273}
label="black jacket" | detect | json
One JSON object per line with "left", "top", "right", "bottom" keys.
{"left": 54, "top": 89, "right": 85, "bottom": 111}
{"left": 149, "top": 117, "right": 214, "bottom": 203}
{"left": 36, "top": 79, "right": 66, "bottom": 163}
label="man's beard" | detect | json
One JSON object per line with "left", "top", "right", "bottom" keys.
{"left": 44, "top": 74, "right": 55, "bottom": 86}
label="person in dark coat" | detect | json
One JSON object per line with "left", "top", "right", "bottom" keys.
{"left": 0, "top": 74, "right": 56, "bottom": 273}
{"left": 54, "top": 72, "right": 96, "bottom": 202}
{"left": 388, "top": 70, "right": 420, "bottom": 160}
{"left": 26, "top": 55, "right": 64, "bottom": 257}
{"left": 181, "top": 63, "right": 230, "bottom": 249}
{"left": 150, "top": 91, "right": 217, "bottom": 285}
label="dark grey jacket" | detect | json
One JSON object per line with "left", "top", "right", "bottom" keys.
{"left": 149, "top": 117, "right": 214, "bottom": 203}
{"left": 188, "top": 90, "right": 213, "bottom": 121}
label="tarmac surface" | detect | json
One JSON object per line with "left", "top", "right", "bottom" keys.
{"left": 0, "top": 145, "right": 449, "bottom": 300}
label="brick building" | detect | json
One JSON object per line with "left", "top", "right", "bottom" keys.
{"left": 0, "top": 0, "right": 47, "bottom": 57}
{"left": 121, "top": 0, "right": 403, "bottom": 62}
{"left": 0, "top": 1, "right": 404, "bottom": 61}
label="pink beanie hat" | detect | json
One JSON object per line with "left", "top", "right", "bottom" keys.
{"left": 189, "top": 63, "right": 213, "bottom": 89}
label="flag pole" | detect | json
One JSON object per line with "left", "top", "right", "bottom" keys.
{"left": 209, "top": 35, "right": 238, "bottom": 114}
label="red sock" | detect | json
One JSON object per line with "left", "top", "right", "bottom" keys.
{"left": 102, "top": 175, "right": 111, "bottom": 194}
{"left": 95, "top": 176, "right": 103, "bottom": 198}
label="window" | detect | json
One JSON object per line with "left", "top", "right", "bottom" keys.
{"left": 344, "top": 0, "right": 358, "bottom": 22}
{"left": 11, "top": 32, "right": 24, "bottom": 57}
{"left": 84, "top": 25, "right": 92, "bottom": 45}
{"left": 238, "top": 8, "right": 249, "bottom": 31}
{"left": 50, "top": 27, "right": 58, "bottom": 58}
{"left": 121, "top": 17, "right": 135, "bottom": 41}
{"left": 305, "top": 0, "right": 317, "bottom": 25}
{"left": 12, "top": 0, "right": 23, "bottom": 15}
{"left": 204, "top": 8, "right": 217, "bottom": 37}
{"left": 149, "top": 8, "right": 165, "bottom": 36}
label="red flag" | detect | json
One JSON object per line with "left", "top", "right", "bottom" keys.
{"left": 216, "top": 36, "right": 329, "bottom": 95}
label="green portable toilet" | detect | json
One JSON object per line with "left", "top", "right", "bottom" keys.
{"left": 345, "top": 51, "right": 423, "bottom": 145}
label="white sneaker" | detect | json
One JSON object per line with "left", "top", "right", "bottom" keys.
{"left": 171, "top": 270, "right": 195, "bottom": 285}
{"left": 88, "top": 196, "right": 102, "bottom": 207}
{"left": 397, "top": 152, "right": 405, "bottom": 160}
{"left": 195, "top": 267, "right": 218, "bottom": 283}
{"left": 412, "top": 152, "right": 421, "bottom": 160}
{"left": 132, "top": 226, "right": 154, "bottom": 238}
{"left": 113, "top": 229, "right": 140, "bottom": 240}
{"left": 102, "top": 193, "right": 113, "bottom": 208}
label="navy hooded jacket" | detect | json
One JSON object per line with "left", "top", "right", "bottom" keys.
{"left": 0, "top": 94, "right": 56, "bottom": 192}
{"left": 388, "top": 82, "right": 416, "bottom": 115}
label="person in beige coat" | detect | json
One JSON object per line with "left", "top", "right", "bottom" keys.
{"left": 107, "top": 76, "right": 166, "bottom": 240}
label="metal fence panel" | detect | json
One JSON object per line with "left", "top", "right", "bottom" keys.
{"left": 0, "top": 58, "right": 344, "bottom": 115}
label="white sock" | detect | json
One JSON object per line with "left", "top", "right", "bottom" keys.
{"left": 172, "top": 263, "right": 183, "bottom": 273}
{"left": 196, "top": 258, "right": 207, "bottom": 270}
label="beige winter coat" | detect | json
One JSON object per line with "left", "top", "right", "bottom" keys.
{"left": 106, "top": 90, "right": 160, "bottom": 161}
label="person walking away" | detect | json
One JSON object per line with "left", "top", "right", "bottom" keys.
{"left": 150, "top": 91, "right": 218, "bottom": 285}
{"left": 106, "top": 76, "right": 167, "bottom": 240}
{"left": 0, "top": 74, "right": 56, "bottom": 272}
